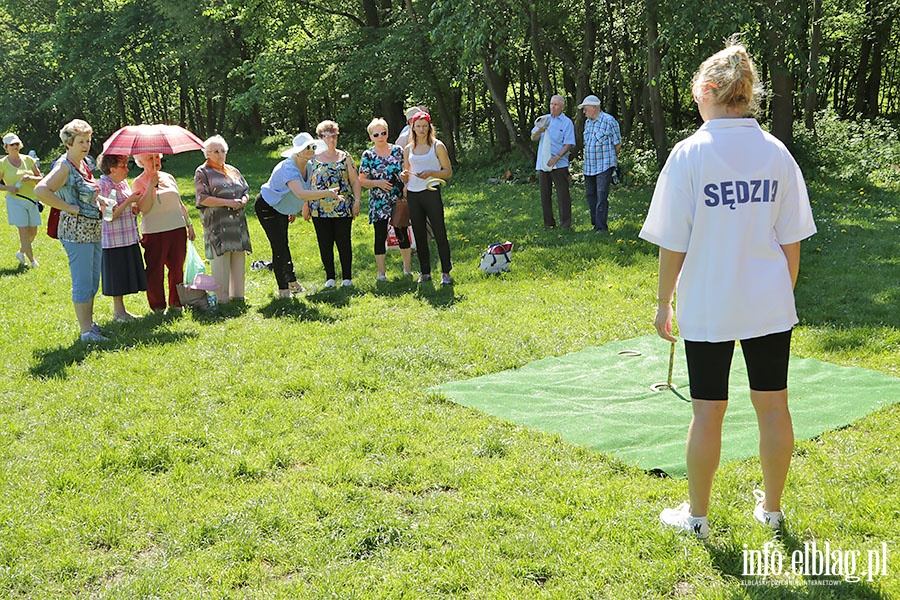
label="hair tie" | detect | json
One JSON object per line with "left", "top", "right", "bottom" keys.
{"left": 411, "top": 111, "right": 431, "bottom": 124}
{"left": 728, "top": 53, "right": 742, "bottom": 69}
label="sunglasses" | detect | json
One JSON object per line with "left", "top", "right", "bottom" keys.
{"left": 371, "top": 131, "right": 388, "bottom": 138}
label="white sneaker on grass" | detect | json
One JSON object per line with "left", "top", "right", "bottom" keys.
{"left": 341, "top": 279, "right": 353, "bottom": 287}
{"left": 753, "top": 489, "right": 784, "bottom": 531}
{"left": 660, "top": 503, "right": 709, "bottom": 540}
{"left": 16, "top": 251, "right": 27, "bottom": 266}
{"left": 80, "top": 330, "right": 109, "bottom": 343}
{"left": 324, "top": 279, "right": 336, "bottom": 288}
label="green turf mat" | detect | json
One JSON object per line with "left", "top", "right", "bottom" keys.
{"left": 437, "top": 335, "right": 900, "bottom": 477}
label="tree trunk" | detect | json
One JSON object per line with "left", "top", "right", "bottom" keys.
{"left": 646, "top": 0, "right": 667, "bottom": 167}
{"left": 482, "top": 58, "right": 534, "bottom": 159}
{"left": 852, "top": 0, "right": 874, "bottom": 115}
{"left": 527, "top": 5, "right": 553, "bottom": 99}
{"left": 767, "top": 30, "right": 795, "bottom": 146}
{"left": 804, "top": 0, "right": 822, "bottom": 130}
{"left": 865, "top": 14, "right": 894, "bottom": 116}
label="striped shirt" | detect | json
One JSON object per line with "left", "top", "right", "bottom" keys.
{"left": 583, "top": 112, "right": 621, "bottom": 176}
{"left": 99, "top": 175, "right": 139, "bottom": 249}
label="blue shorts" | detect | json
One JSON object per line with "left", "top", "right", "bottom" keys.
{"left": 6, "top": 197, "right": 41, "bottom": 227}
{"left": 684, "top": 329, "right": 793, "bottom": 400}
{"left": 61, "top": 240, "right": 102, "bottom": 303}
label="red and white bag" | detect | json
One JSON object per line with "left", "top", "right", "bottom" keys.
{"left": 386, "top": 225, "right": 416, "bottom": 251}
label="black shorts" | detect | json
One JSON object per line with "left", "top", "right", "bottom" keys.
{"left": 684, "top": 329, "right": 793, "bottom": 400}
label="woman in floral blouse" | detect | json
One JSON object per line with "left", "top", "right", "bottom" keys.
{"left": 308, "top": 120, "right": 361, "bottom": 288}
{"left": 359, "top": 118, "right": 412, "bottom": 280}
{"left": 194, "top": 135, "right": 252, "bottom": 304}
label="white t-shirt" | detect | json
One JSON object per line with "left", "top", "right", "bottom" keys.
{"left": 639, "top": 118, "right": 817, "bottom": 342}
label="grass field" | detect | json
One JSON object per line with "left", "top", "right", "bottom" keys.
{"left": 0, "top": 132, "right": 898, "bottom": 598}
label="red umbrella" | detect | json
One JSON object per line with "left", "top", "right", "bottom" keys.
{"left": 102, "top": 124, "right": 205, "bottom": 156}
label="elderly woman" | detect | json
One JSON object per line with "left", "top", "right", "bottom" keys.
{"left": 34, "top": 119, "right": 112, "bottom": 342}
{"left": 97, "top": 153, "right": 146, "bottom": 321}
{"left": 256, "top": 132, "right": 339, "bottom": 297}
{"left": 359, "top": 118, "right": 412, "bottom": 280}
{"left": 1, "top": 133, "right": 43, "bottom": 267}
{"left": 132, "top": 153, "right": 195, "bottom": 312}
{"left": 194, "top": 135, "right": 251, "bottom": 304}
{"left": 308, "top": 120, "right": 361, "bottom": 288}
{"left": 402, "top": 111, "right": 454, "bottom": 285}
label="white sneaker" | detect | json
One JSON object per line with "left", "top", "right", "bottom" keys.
{"left": 324, "top": 279, "right": 336, "bottom": 288}
{"left": 80, "top": 330, "right": 109, "bottom": 343}
{"left": 376, "top": 274, "right": 387, "bottom": 282}
{"left": 16, "top": 251, "right": 27, "bottom": 266}
{"left": 753, "top": 489, "right": 784, "bottom": 531}
{"left": 660, "top": 503, "right": 709, "bottom": 540}
{"left": 30, "top": 260, "right": 39, "bottom": 267}
{"left": 341, "top": 279, "right": 353, "bottom": 287}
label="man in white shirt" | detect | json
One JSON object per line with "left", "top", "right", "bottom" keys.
{"left": 531, "top": 95, "right": 575, "bottom": 229}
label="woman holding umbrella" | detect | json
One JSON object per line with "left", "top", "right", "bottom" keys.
{"left": 34, "top": 119, "right": 112, "bottom": 342}
{"left": 1, "top": 133, "right": 43, "bottom": 267}
{"left": 194, "top": 135, "right": 251, "bottom": 304}
{"left": 132, "top": 153, "right": 195, "bottom": 312}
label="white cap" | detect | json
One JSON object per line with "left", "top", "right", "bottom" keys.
{"left": 3, "top": 133, "right": 22, "bottom": 146}
{"left": 577, "top": 95, "right": 602, "bottom": 108}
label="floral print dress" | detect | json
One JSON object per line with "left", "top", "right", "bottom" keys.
{"left": 309, "top": 152, "right": 355, "bottom": 218}
{"left": 359, "top": 145, "right": 404, "bottom": 224}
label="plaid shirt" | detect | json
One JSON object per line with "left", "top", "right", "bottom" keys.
{"left": 99, "top": 175, "right": 139, "bottom": 249}
{"left": 582, "top": 111, "right": 621, "bottom": 176}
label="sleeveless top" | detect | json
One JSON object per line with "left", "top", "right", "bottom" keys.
{"left": 407, "top": 144, "right": 440, "bottom": 193}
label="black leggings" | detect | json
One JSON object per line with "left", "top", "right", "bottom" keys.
{"left": 408, "top": 188, "right": 451, "bottom": 275}
{"left": 373, "top": 220, "right": 410, "bottom": 255}
{"left": 684, "top": 329, "right": 793, "bottom": 400}
{"left": 312, "top": 216, "right": 353, "bottom": 280}
{"left": 254, "top": 195, "right": 297, "bottom": 290}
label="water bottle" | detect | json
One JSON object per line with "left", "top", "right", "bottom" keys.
{"left": 103, "top": 189, "right": 116, "bottom": 221}
{"left": 207, "top": 292, "right": 218, "bottom": 311}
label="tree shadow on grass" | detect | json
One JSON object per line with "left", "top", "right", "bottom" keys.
{"left": 703, "top": 528, "right": 889, "bottom": 599}
{"left": 29, "top": 312, "right": 197, "bottom": 380}
{"left": 256, "top": 296, "right": 335, "bottom": 322}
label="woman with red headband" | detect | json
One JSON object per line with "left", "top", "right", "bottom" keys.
{"left": 402, "top": 111, "right": 454, "bottom": 285}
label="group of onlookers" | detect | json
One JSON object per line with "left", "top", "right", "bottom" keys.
{"left": 3, "top": 110, "right": 456, "bottom": 342}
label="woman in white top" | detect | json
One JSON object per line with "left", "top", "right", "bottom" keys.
{"left": 640, "top": 41, "right": 816, "bottom": 540}
{"left": 402, "top": 111, "right": 453, "bottom": 285}
{"left": 132, "top": 153, "right": 195, "bottom": 312}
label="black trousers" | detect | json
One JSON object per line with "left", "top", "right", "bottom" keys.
{"left": 312, "top": 216, "right": 353, "bottom": 280}
{"left": 254, "top": 195, "right": 297, "bottom": 290}
{"left": 373, "top": 219, "right": 410, "bottom": 255}
{"left": 408, "top": 188, "right": 451, "bottom": 275}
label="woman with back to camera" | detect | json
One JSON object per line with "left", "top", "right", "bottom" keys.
{"left": 34, "top": 119, "right": 111, "bottom": 342}
{"left": 308, "top": 120, "right": 361, "bottom": 288}
{"left": 97, "top": 153, "right": 146, "bottom": 321}
{"left": 402, "top": 111, "right": 453, "bottom": 285}
{"left": 640, "top": 40, "right": 816, "bottom": 540}
{"left": 132, "top": 152, "right": 195, "bottom": 313}
{"left": 359, "top": 117, "right": 412, "bottom": 281}
{"left": 1, "top": 133, "right": 43, "bottom": 267}
{"left": 194, "top": 135, "right": 252, "bottom": 305}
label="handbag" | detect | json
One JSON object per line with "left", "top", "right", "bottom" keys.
{"left": 46, "top": 207, "right": 61, "bottom": 239}
{"left": 479, "top": 241, "right": 513, "bottom": 274}
{"left": 390, "top": 197, "right": 410, "bottom": 228}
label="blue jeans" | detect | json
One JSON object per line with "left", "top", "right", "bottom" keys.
{"left": 585, "top": 167, "right": 614, "bottom": 231}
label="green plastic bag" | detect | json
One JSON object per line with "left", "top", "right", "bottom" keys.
{"left": 184, "top": 240, "right": 206, "bottom": 285}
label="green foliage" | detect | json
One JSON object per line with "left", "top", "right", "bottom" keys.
{"left": 794, "top": 110, "right": 900, "bottom": 189}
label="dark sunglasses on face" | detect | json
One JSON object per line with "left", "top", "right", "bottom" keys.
{"left": 371, "top": 131, "right": 389, "bottom": 138}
